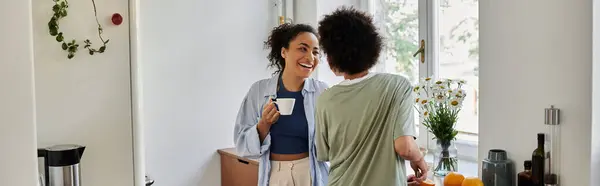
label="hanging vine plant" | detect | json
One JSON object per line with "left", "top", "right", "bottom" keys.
{"left": 48, "top": 0, "right": 109, "bottom": 59}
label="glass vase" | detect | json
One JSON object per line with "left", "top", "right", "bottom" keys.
{"left": 433, "top": 140, "right": 458, "bottom": 176}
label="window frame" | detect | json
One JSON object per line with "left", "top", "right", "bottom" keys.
{"left": 360, "top": 0, "right": 478, "bottom": 161}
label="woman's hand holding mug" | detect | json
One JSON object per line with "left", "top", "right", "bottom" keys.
{"left": 259, "top": 99, "right": 280, "bottom": 127}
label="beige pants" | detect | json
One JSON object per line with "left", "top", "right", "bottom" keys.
{"left": 269, "top": 157, "right": 311, "bottom": 186}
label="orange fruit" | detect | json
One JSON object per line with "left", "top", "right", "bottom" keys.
{"left": 420, "top": 179, "right": 435, "bottom": 186}
{"left": 443, "top": 172, "right": 465, "bottom": 186}
{"left": 461, "top": 177, "right": 484, "bottom": 186}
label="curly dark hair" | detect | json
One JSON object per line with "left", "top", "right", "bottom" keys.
{"left": 264, "top": 23, "right": 318, "bottom": 75}
{"left": 318, "top": 6, "right": 383, "bottom": 75}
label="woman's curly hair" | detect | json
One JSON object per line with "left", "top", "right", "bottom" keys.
{"left": 318, "top": 6, "right": 383, "bottom": 75}
{"left": 264, "top": 23, "right": 318, "bottom": 75}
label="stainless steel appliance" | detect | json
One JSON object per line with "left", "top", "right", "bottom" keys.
{"left": 38, "top": 144, "right": 86, "bottom": 186}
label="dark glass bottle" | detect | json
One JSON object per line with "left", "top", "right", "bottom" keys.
{"left": 531, "top": 133, "right": 545, "bottom": 186}
{"left": 518, "top": 160, "right": 533, "bottom": 186}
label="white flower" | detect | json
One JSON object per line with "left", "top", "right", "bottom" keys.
{"left": 416, "top": 86, "right": 429, "bottom": 97}
{"left": 420, "top": 77, "right": 433, "bottom": 83}
{"left": 419, "top": 77, "right": 433, "bottom": 88}
{"left": 419, "top": 98, "right": 430, "bottom": 106}
{"left": 452, "top": 89, "right": 467, "bottom": 100}
{"left": 456, "top": 79, "right": 467, "bottom": 88}
{"left": 442, "top": 79, "right": 453, "bottom": 87}
{"left": 434, "top": 94, "right": 447, "bottom": 103}
{"left": 413, "top": 78, "right": 469, "bottom": 118}
{"left": 432, "top": 85, "right": 446, "bottom": 94}
{"left": 449, "top": 98, "right": 462, "bottom": 109}
{"left": 422, "top": 110, "right": 430, "bottom": 117}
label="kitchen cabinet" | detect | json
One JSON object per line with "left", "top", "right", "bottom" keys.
{"left": 218, "top": 148, "right": 259, "bottom": 186}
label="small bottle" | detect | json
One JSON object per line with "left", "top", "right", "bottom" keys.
{"left": 518, "top": 160, "right": 533, "bottom": 186}
{"left": 531, "top": 133, "right": 545, "bottom": 186}
{"left": 544, "top": 173, "right": 557, "bottom": 186}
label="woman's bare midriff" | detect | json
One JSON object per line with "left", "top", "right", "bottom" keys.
{"left": 270, "top": 152, "right": 309, "bottom": 161}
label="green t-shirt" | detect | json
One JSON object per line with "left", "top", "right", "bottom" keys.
{"left": 315, "top": 73, "right": 416, "bottom": 186}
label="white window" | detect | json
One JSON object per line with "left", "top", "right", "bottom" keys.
{"left": 366, "top": 0, "right": 479, "bottom": 161}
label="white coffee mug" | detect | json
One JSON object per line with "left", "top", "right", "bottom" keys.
{"left": 275, "top": 98, "right": 295, "bottom": 115}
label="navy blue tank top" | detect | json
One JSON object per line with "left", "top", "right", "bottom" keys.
{"left": 269, "top": 77, "right": 309, "bottom": 154}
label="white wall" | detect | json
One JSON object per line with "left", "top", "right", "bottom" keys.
{"left": 295, "top": 0, "right": 318, "bottom": 26}
{"left": 31, "top": 0, "right": 134, "bottom": 185}
{"left": 313, "top": 0, "right": 359, "bottom": 84}
{"left": 592, "top": 0, "right": 600, "bottom": 184}
{"left": 0, "top": 0, "right": 39, "bottom": 185}
{"left": 139, "top": 0, "right": 272, "bottom": 185}
{"left": 479, "top": 0, "right": 593, "bottom": 185}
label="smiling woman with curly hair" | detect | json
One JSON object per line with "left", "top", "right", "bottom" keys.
{"left": 233, "top": 23, "right": 329, "bottom": 186}
{"left": 315, "top": 6, "right": 428, "bottom": 186}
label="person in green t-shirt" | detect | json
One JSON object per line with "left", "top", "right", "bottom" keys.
{"left": 315, "top": 6, "right": 429, "bottom": 186}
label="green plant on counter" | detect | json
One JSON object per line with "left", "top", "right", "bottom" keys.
{"left": 48, "top": 0, "right": 109, "bottom": 59}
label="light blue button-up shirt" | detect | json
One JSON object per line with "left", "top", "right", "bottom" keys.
{"left": 234, "top": 74, "right": 329, "bottom": 186}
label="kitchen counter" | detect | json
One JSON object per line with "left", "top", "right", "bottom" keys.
{"left": 217, "top": 147, "right": 470, "bottom": 186}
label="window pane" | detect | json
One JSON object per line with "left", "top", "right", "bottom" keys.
{"left": 373, "top": 0, "right": 420, "bottom": 83}
{"left": 371, "top": 0, "right": 421, "bottom": 136}
{"left": 437, "top": 0, "right": 479, "bottom": 135}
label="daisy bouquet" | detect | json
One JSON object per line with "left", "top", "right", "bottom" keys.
{"left": 413, "top": 77, "right": 467, "bottom": 175}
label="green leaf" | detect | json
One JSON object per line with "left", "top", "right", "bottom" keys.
{"left": 89, "top": 50, "right": 94, "bottom": 55}
{"left": 49, "top": 28, "right": 58, "bottom": 36}
{"left": 104, "top": 39, "right": 109, "bottom": 44}
{"left": 67, "top": 53, "right": 74, "bottom": 59}
{"left": 52, "top": 5, "right": 59, "bottom": 12}
{"left": 61, "top": 2, "right": 66, "bottom": 7}
{"left": 61, "top": 10, "right": 67, "bottom": 17}
{"left": 56, "top": 33, "right": 64, "bottom": 42}
{"left": 99, "top": 46, "right": 106, "bottom": 52}
{"left": 48, "top": 19, "right": 57, "bottom": 27}
{"left": 62, "top": 43, "right": 68, "bottom": 50}
{"left": 68, "top": 45, "right": 77, "bottom": 53}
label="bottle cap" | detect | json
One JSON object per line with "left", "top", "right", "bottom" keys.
{"left": 524, "top": 160, "right": 532, "bottom": 168}
{"left": 487, "top": 149, "right": 507, "bottom": 161}
{"left": 537, "top": 133, "right": 545, "bottom": 141}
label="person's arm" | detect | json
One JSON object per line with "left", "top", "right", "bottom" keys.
{"left": 389, "top": 80, "right": 428, "bottom": 180}
{"left": 233, "top": 84, "right": 272, "bottom": 158}
{"left": 257, "top": 120, "right": 270, "bottom": 143}
{"left": 390, "top": 81, "right": 420, "bottom": 160}
{"left": 394, "top": 136, "right": 423, "bottom": 161}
